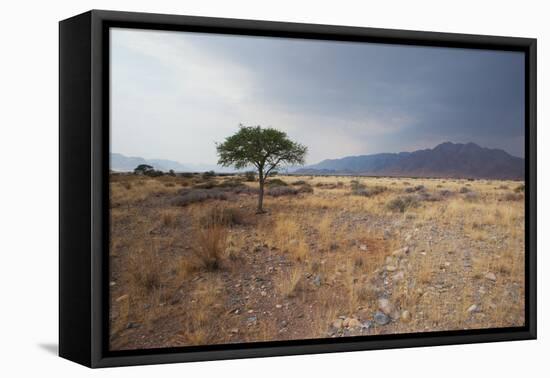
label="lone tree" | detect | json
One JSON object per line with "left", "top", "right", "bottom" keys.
{"left": 134, "top": 164, "right": 154, "bottom": 175}
{"left": 216, "top": 125, "right": 307, "bottom": 213}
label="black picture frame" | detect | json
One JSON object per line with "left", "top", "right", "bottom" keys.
{"left": 59, "top": 9, "right": 537, "bottom": 368}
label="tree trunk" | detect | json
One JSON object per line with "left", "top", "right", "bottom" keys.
{"left": 257, "top": 178, "right": 265, "bottom": 213}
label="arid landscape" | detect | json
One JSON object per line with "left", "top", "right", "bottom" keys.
{"left": 109, "top": 172, "right": 525, "bottom": 350}
{"left": 108, "top": 27, "right": 526, "bottom": 351}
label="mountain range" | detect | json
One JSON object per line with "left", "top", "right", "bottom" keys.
{"left": 110, "top": 153, "right": 188, "bottom": 172}
{"left": 294, "top": 142, "right": 524, "bottom": 180}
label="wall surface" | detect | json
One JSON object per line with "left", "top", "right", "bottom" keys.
{"left": 0, "top": 0, "right": 547, "bottom": 376}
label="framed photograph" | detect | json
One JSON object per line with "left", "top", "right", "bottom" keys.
{"left": 59, "top": 10, "right": 536, "bottom": 368}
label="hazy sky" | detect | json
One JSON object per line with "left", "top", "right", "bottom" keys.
{"left": 110, "top": 28, "right": 525, "bottom": 167}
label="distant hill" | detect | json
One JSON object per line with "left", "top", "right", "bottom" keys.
{"left": 111, "top": 153, "right": 187, "bottom": 172}
{"left": 295, "top": 142, "right": 524, "bottom": 180}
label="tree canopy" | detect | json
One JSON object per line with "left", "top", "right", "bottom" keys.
{"left": 216, "top": 125, "right": 307, "bottom": 212}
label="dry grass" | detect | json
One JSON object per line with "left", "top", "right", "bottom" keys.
{"left": 109, "top": 173, "right": 525, "bottom": 350}
{"left": 191, "top": 225, "right": 228, "bottom": 271}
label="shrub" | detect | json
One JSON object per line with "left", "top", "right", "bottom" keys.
{"left": 230, "top": 185, "right": 259, "bottom": 195}
{"left": 352, "top": 185, "right": 387, "bottom": 197}
{"left": 459, "top": 186, "right": 471, "bottom": 193}
{"left": 193, "top": 181, "right": 217, "bottom": 189}
{"left": 296, "top": 183, "right": 314, "bottom": 194}
{"left": 217, "top": 179, "right": 243, "bottom": 188}
{"left": 502, "top": 192, "right": 523, "bottom": 201}
{"left": 386, "top": 195, "right": 420, "bottom": 213}
{"left": 202, "top": 170, "right": 216, "bottom": 179}
{"left": 291, "top": 180, "right": 307, "bottom": 186}
{"left": 499, "top": 184, "right": 509, "bottom": 190}
{"left": 350, "top": 180, "right": 365, "bottom": 192}
{"left": 171, "top": 189, "right": 228, "bottom": 206}
{"left": 244, "top": 171, "right": 256, "bottom": 182}
{"left": 417, "top": 191, "right": 442, "bottom": 202}
{"left": 463, "top": 192, "right": 479, "bottom": 202}
{"left": 439, "top": 189, "right": 453, "bottom": 198}
{"left": 514, "top": 184, "right": 525, "bottom": 193}
{"left": 266, "top": 178, "right": 288, "bottom": 187}
{"left": 191, "top": 226, "right": 228, "bottom": 270}
{"left": 268, "top": 186, "right": 298, "bottom": 197}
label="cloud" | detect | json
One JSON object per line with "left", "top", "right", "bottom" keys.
{"left": 110, "top": 28, "right": 525, "bottom": 166}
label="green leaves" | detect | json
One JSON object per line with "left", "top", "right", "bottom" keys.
{"left": 216, "top": 125, "right": 307, "bottom": 175}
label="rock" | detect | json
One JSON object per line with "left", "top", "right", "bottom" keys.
{"left": 361, "top": 320, "right": 373, "bottom": 329}
{"left": 115, "top": 294, "right": 129, "bottom": 303}
{"left": 230, "top": 328, "right": 239, "bottom": 334}
{"left": 386, "top": 265, "right": 397, "bottom": 272}
{"left": 313, "top": 275, "right": 322, "bottom": 287}
{"left": 275, "top": 304, "right": 282, "bottom": 309}
{"left": 343, "top": 317, "right": 361, "bottom": 328}
{"left": 392, "top": 271, "right": 405, "bottom": 282}
{"left": 374, "top": 311, "right": 390, "bottom": 325}
{"left": 359, "top": 244, "right": 368, "bottom": 251}
{"left": 247, "top": 309, "right": 254, "bottom": 313}
{"left": 109, "top": 281, "right": 116, "bottom": 287}
{"left": 126, "top": 322, "right": 140, "bottom": 329}
{"left": 332, "top": 319, "right": 344, "bottom": 329}
{"left": 467, "top": 304, "right": 479, "bottom": 313}
{"left": 401, "top": 310, "right": 411, "bottom": 322}
{"left": 485, "top": 272, "right": 497, "bottom": 281}
{"left": 247, "top": 315, "right": 257, "bottom": 323}
{"left": 392, "top": 246, "right": 409, "bottom": 257}
{"left": 378, "top": 298, "right": 394, "bottom": 315}
{"left": 260, "top": 291, "right": 267, "bottom": 296}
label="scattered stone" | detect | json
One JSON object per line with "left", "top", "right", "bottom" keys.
{"left": 444, "top": 262, "right": 451, "bottom": 267}
{"left": 374, "top": 311, "right": 390, "bottom": 325}
{"left": 401, "top": 310, "right": 411, "bottom": 322}
{"left": 115, "top": 294, "right": 129, "bottom": 303}
{"left": 332, "top": 319, "right": 344, "bottom": 329}
{"left": 109, "top": 281, "right": 116, "bottom": 287}
{"left": 386, "top": 265, "right": 397, "bottom": 272}
{"left": 275, "top": 304, "right": 282, "bottom": 309}
{"left": 343, "top": 317, "right": 361, "bottom": 328}
{"left": 392, "top": 271, "right": 405, "bottom": 282}
{"left": 467, "top": 304, "right": 479, "bottom": 313}
{"left": 359, "top": 244, "right": 368, "bottom": 251}
{"left": 247, "top": 309, "right": 254, "bottom": 314}
{"left": 260, "top": 291, "right": 267, "bottom": 296}
{"left": 313, "top": 275, "right": 322, "bottom": 287}
{"left": 361, "top": 320, "right": 373, "bottom": 329}
{"left": 378, "top": 298, "right": 394, "bottom": 315}
{"left": 126, "top": 322, "right": 140, "bottom": 329}
{"left": 392, "top": 246, "right": 409, "bottom": 257}
{"left": 485, "top": 272, "right": 497, "bottom": 282}
{"left": 230, "top": 328, "right": 239, "bottom": 334}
